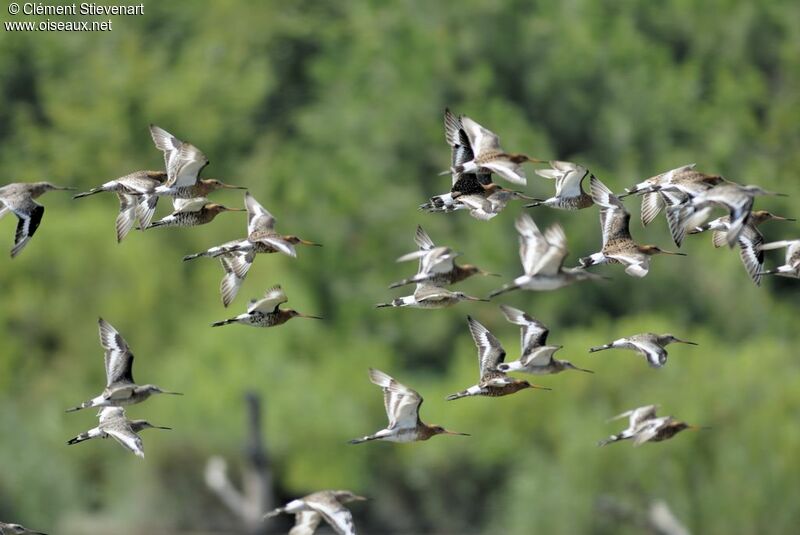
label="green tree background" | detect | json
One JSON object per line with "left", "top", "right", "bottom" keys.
{"left": 1, "top": 1, "right": 799, "bottom": 533}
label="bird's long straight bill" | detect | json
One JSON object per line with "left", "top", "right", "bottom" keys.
{"left": 299, "top": 314, "right": 323, "bottom": 319}
{"left": 487, "top": 284, "right": 517, "bottom": 299}
{"left": 531, "top": 384, "right": 552, "bottom": 391}
{"left": 162, "top": 391, "right": 184, "bottom": 395}
{"left": 464, "top": 295, "right": 490, "bottom": 302}
{"left": 524, "top": 200, "right": 545, "bottom": 207}
{"left": 300, "top": 239, "right": 323, "bottom": 246}
{"left": 662, "top": 250, "right": 687, "bottom": 256}
{"left": 222, "top": 184, "right": 248, "bottom": 189}
{"left": 444, "top": 430, "right": 471, "bottom": 436}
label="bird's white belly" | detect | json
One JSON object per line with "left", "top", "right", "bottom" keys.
{"left": 382, "top": 428, "right": 419, "bottom": 443}
{"left": 524, "top": 366, "right": 551, "bottom": 375}
{"left": 519, "top": 276, "right": 566, "bottom": 291}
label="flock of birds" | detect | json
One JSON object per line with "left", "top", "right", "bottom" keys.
{"left": 0, "top": 109, "right": 797, "bottom": 535}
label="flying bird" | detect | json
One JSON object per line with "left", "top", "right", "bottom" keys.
{"left": 496, "top": 305, "right": 593, "bottom": 374}
{"left": 349, "top": 368, "right": 469, "bottom": 444}
{"left": 148, "top": 124, "right": 246, "bottom": 199}
{"left": 423, "top": 108, "right": 494, "bottom": 211}
{"left": 450, "top": 114, "right": 545, "bottom": 186}
{"left": 579, "top": 176, "right": 685, "bottom": 277}
{"left": 183, "top": 192, "right": 320, "bottom": 306}
{"left": 0, "top": 521, "right": 48, "bottom": 535}
{"left": 264, "top": 490, "right": 367, "bottom": 535}
{"left": 622, "top": 164, "right": 723, "bottom": 222}
{"left": 446, "top": 317, "right": 550, "bottom": 401}
{"left": 0, "top": 182, "right": 74, "bottom": 257}
{"left": 598, "top": 405, "right": 706, "bottom": 447}
{"left": 375, "top": 283, "right": 487, "bottom": 309}
{"left": 490, "top": 214, "right": 602, "bottom": 297}
{"left": 525, "top": 160, "right": 594, "bottom": 210}
{"left": 389, "top": 225, "right": 497, "bottom": 288}
{"left": 146, "top": 197, "right": 245, "bottom": 228}
{"left": 759, "top": 239, "right": 800, "bottom": 279}
{"left": 422, "top": 109, "right": 534, "bottom": 219}
{"left": 589, "top": 333, "right": 697, "bottom": 368}
{"left": 67, "top": 406, "right": 171, "bottom": 458}
{"left": 672, "top": 182, "right": 785, "bottom": 248}
{"left": 689, "top": 211, "right": 795, "bottom": 285}
{"left": 211, "top": 286, "right": 321, "bottom": 327}
{"left": 75, "top": 125, "right": 243, "bottom": 237}
{"left": 73, "top": 170, "right": 163, "bottom": 238}
{"left": 66, "top": 318, "right": 182, "bottom": 412}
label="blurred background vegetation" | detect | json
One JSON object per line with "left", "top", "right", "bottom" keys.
{"left": 1, "top": 1, "right": 799, "bottom": 533}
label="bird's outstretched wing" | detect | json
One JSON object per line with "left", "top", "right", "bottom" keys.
{"left": 369, "top": 368, "right": 422, "bottom": 430}
{"left": 307, "top": 495, "right": 357, "bottom": 535}
{"left": 10, "top": 199, "right": 45, "bottom": 258}
{"left": 149, "top": 125, "right": 209, "bottom": 188}
{"left": 499, "top": 305, "right": 549, "bottom": 355}
{"left": 247, "top": 285, "right": 288, "bottom": 314}
{"left": 289, "top": 510, "right": 323, "bottom": 535}
{"left": 245, "top": 192, "right": 277, "bottom": 235}
{"left": 99, "top": 318, "right": 135, "bottom": 385}
{"left": 467, "top": 316, "right": 506, "bottom": 378}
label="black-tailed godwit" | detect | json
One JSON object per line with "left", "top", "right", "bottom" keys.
{"left": 589, "top": 333, "right": 697, "bottom": 368}
{"left": 579, "top": 176, "right": 685, "bottom": 277}
{"left": 0, "top": 181, "right": 74, "bottom": 257}
{"left": 446, "top": 317, "right": 550, "bottom": 401}
{"left": 65, "top": 318, "right": 182, "bottom": 412}
{"left": 211, "top": 286, "right": 321, "bottom": 328}
{"left": 349, "top": 368, "right": 469, "bottom": 444}
{"left": 67, "top": 406, "right": 170, "bottom": 458}
{"left": 263, "top": 490, "right": 366, "bottom": 535}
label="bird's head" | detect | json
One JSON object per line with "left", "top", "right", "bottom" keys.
{"left": 461, "top": 264, "right": 500, "bottom": 278}
{"left": 661, "top": 334, "right": 698, "bottom": 346}
{"left": 287, "top": 309, "right": 323, "bottom": 320}
{"left": 207, "top": 203, "right": 246, "bottom": 214}
{"left": 202, "top": 179, "right": 247, "bottom": 191}
{"left": 507, "top": 153, "right": 546, "bottom": 164}
{"left": 701, "top": 174, "right": 725, "bottom": 186}
{"left": 30, "top": 182, "right": 74, "bottom": 197}
{"left": 136, "top": 420, "right": 172, "bottom": 431}
{"left": 143, "top": 385, "right": 183, "bottom": 396}
{"left": 521, "top": 380, "right": 552, "bottom": 391}
{"left": 333, "top": 490, "right": 369, "bottom": 503}
{"left": 3, "top": 524, "right": 47, "bottom": 535}
{"left": 429, "top": 425, "right": 470, "bottom": 438}
{"left": 285, "top": 235, "right": 323, "bottom": 247}
{"left": 563, "top": 361, "right": 595, "bottom": 374}
{"left": 456, "top": 292, "right": 489, "bottom": 302}
{"left": 751, "top": 210, "right": 795, "bottom": 224}
{"left": 640, "top": 245, "right": 686, "bottom": 257}
{"left": 479, "top": 182, "right": 502, "bottom": 193}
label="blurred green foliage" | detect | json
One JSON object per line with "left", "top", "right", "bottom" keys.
{"left": 1, "top": 1, "right": 799, "bottom": 533}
